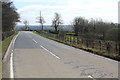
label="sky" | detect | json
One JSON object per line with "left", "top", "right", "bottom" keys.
{"left": 12, "top": 0, "right": 119, "bottom": 25}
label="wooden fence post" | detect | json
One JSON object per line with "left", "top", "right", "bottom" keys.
{"left": 106, "top": 42, "right": 111, "bottom": 53}
{"left": 92, "top": 40, "right": 94, "bottom": 48}
{"left": 67, "top": 36, "right": 69, "bottom": 42}
{"left": 73, "top": 36, "right": 75, "bottom": 44}
{"left": 77, "top": 37, "right": 79, "bottom": 44}
{"left": 99, "top": 40, "right": 101, "bottom": 50}
{"left": 86, "top": 39, "right": 88, "bottom": 47}
{"left": 70, "top": 35, "right": 71, "bottom": 43}
{"left": 115, "top": 42, "right": 118, "bottom": 54}
{"left": 64, "top": 36, "right": 66, "bottom": 42}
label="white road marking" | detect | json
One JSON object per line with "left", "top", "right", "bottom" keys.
{"left": 10, "top": 53, "right": 14, "bottom": 78}
{"left": 10, "top": 32, "right": 19, "bottom": 78}
{"left": 40, "top": 45, "right": 60, "bottom": 59}
{"left": 88, "top": 75, "right": 96, "bottom": 80}
{"left": 32, "top": 39, "right": 38, "bottom": 43}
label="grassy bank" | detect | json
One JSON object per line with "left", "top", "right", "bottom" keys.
{"left": 33, "top": 31, "right": 120, "bottom": 61}
{"left": 0, "top": 31, "right": 18, "bottom": 58}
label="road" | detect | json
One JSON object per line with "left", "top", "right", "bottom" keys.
{"left": 13, "top": 31, "right": 118, "bottom": 78}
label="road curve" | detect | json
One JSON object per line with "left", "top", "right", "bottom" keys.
{"left": 13, "top": 31, "right": 118, "bottom": 78}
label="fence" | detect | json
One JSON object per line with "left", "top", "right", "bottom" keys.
{"left": 39, "top": 31, "right": 119, "bottom": 55}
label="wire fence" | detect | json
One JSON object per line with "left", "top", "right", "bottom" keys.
{"left": 38, "top": 31, "right": 120, "bottom": 55}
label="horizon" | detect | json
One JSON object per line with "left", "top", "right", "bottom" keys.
{"left": 12, "top": 0, "right": 119, "bottom": 25}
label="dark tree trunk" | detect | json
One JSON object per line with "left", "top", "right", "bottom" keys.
{"left": 86, "top": 39, "right": 89, "bottom": 47}
{"left": 77, "top": 37, "right": 79, "bottom": 44}
{"left": 115, "top": 42, "right": 118, "bottom": 53}
{"left": 119, "top": 42, "right": 120, "bottom": 56}
{"left": 55, "top": 25, "right": 58, "bottom": 32}
{"left": 41, "top": 24, "right": 43, "bottom": 31}
{"left": 102, "top": 32, "right": 105, "bottom": 40}
{"left": 92, "top": 40, "right": 94, "bottom": 49}
{"left": 99, "top": 40, "right": 101, "bottom": 50}
{"left": 55, "top": 27, "right": 57, "bottom": 32}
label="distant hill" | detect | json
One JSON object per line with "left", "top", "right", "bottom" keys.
{"left": 14, "top": 25, "right": 73, "bottom": 31}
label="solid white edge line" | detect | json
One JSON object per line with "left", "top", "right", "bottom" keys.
{"left": 32, "top": 39, "right": 38, "bottom": 43}
{"left": 10, "top": 53, "right": 14, "bottom": 78}
{"left": 10, "top": 32, "right": 19, "bottom": 78}
{"left": 40, "top": 45, "right": 60, "bottom": 59}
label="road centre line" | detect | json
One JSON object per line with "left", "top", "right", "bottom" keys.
{"left": 40, "top": 45, "right": 94, "bottom": 79}
{"left": 88, "top": 75, "right": 96, "bottom": 80}
{"left": 40, "top": 45, "right": 61, "bottom": 59}
{"left": 32, "top": 39, "right": 38, "bottom": 43}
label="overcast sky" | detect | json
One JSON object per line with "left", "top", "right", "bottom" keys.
{"left": 12, "top": 0, "right": 119, "bottom": 25}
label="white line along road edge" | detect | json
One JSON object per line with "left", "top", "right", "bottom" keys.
{"left": 10, "top": 32, "right": 19, "bottom": 78}
{"left": 40, "top": 45, "right": 60, "bottom": 59}
{"left": 10, "top": 52, "right": 14, "bottom": 78}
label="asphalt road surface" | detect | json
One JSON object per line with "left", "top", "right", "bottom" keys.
{"left": 13, "top": 31, "right": 118, "bottom": 78}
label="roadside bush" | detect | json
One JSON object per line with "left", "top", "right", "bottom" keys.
{"left": 2, "top": 31, "right": 15, "bottom": 40}
{"left": 49, "top": 30, "right": 59, "bottom": 34}
{"left": 105, "top": 28, "right": 120, "bottom": 42}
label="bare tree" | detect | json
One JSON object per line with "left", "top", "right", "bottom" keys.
{"left": 23, "top": 20, "right": 29, "bottom": 30}
{"left": 37, "top": 11, "right": 45, "bottom": 31}
{"left": 52, "top": 12, "right": 63, "bottom": 32}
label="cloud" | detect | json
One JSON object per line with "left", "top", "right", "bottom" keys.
{"left": 12, "top": 0, "right": 62, "bottom": 3}
{"left": 16, "top": 0, "right": 118, "bottom": 25}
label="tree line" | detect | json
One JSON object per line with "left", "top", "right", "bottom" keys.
{"left": 36, "top": 12, "right": 119, "bottom": 42}
{"left": 36, "top": 12, "right": 120, "bottom": 55}
{"left": 72, "top": 17, "right": 120, "bottom": 54}
{"left": 72, "top": 17, "right": 119, "bottom": 41}
{"left": 2, "top": 1, "right": 119, "bottom": 44}
{"left": 1, "top": 1, "right": 118, "bottom": 43}
{"left": 2, "top": 1, "right": 19, "bottom": 40}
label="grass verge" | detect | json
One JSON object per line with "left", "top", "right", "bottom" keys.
{"left": 33, "top": 31, "right": 120, "bottom": 61}
{"left": 0, "top": 31, "right": 18, "bottom": 78}
{"left": 0, "top": 31, "right": 18, "bottom": 58}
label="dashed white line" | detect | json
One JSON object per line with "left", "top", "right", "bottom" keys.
{"left": 88, "top": 75, "right": 96, "bottom": 80}
{"left": 40, "top": 45, "right": 60, "bottom": 59}
{"left": 32, "top": 39, "right": 38, "bottom": 43}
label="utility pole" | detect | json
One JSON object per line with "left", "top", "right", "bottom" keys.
{"left": 40, "top": 11, "right": 42, "bottom": 31}
{"left": 36, "top": 11, "right": 45, "bottom": 31}
{"left": 39, "top": 11, "right": 45, "bottom": 31}
{"left": 40, "top": 11, "right": 43, "bottom": 31}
